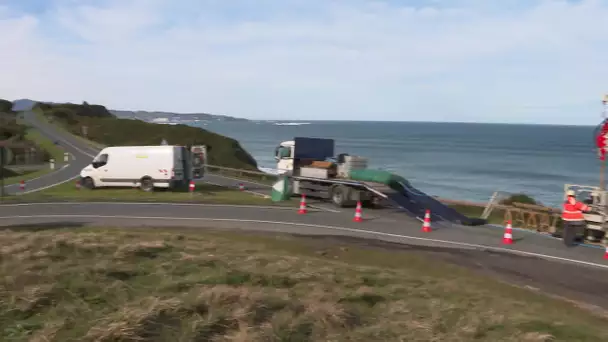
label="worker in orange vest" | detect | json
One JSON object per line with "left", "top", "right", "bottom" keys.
{"left": 561, "top": 190, "right": 591, "bottom": 246}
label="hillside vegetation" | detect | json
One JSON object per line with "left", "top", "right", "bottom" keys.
{"left": 1, "top": 227, "right": 607, "bottom": 341}
{"left": 34, "top": 102, "right": 259, "bottom": 170}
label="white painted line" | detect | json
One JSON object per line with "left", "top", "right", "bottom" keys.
{"left": 4, "top": 164, "right": 71, "bottom": 188}
{"left": 0, "top": 201, "right": 313, "bottom": 211}
{"left": 2, "top": 214, "right": 607, "bottom": 270}
{"left": 16, "top": 175, "right": 80, "bottom": 195}
{"left": 307, "top": 204, "right": 341, "bottom": 213}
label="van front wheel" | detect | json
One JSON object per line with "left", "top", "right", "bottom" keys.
{"left": 82, "top": 177, "right": 95, "bottom": 190}
{"left": 140, "top": 177, "right": 154, "bottom": 192}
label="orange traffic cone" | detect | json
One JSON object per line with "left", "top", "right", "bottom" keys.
{"left": 189, "top": 181, "right": 195, "bottom": 193}
{"left": 421, "top": 209, "right": 432, "bottom": 232}
{"left": 238, "top": 183, "right": 245, "bottom": 191}
{"left": 75, "top": 180, "right": 81, "bottom": 190}
{"left": 353, "top": 201, "right": 363, "bottom": 222}
{"left": 19, "top": 180, "right": 25, "bottom": 191}
{"left": 503, "top": 220, "right": 514, "bottom": 244}
{"left": 603, "top": 246, "right": 608, "bottom": 260}
{"left": 298, "top": 194, "right": 307, "bottom": 214}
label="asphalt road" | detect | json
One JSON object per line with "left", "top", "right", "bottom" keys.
{"left": 4, "top": 112, "right": 608, "bottom": 272}
{"left": 4, "top": 111, "right": 96, "bottom": 195}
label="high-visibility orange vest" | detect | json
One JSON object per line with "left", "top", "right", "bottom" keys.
{"left": 561, "top": 198, "right": 589, "bottom": 221}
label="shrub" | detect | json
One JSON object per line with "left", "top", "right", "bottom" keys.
{"left": 500, "top": 193, "right": 538, "bottom": 206}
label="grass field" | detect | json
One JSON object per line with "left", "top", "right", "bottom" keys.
{"left": 3, "top": 129, "right": 66, "bottom": 186}
{"left": 0, "top": 226, "right": 606, "bottom": 341}
{"left": 3, "top": 180, "right": 292, "bottom": 206}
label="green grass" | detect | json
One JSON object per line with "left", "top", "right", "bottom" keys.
{"left": 0, "top": 226, "right": 606, "bottom": 341}
{"left": 3, "top": 181, "right": 294, "bottom": 206}
{"left": 2, "top": 129, "right": 67, "bottom": 186}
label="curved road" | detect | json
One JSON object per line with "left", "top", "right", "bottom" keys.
{"left": 4, "top": 111, "right": 608, "bottom": 272}
{"left": 5, "top": 111, "right": 95, "bottom": 195}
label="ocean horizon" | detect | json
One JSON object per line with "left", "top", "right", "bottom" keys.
{"left": 195, "top": 120, "right": 602, "bottom": 208}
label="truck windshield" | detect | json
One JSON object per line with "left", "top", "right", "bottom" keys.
{"left": 275, "top": 146, "right": 291, "bottom": 159}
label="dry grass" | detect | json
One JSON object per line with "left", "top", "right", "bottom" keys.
{"left": 0, "top": 227, "right": 607, "bottom": 342}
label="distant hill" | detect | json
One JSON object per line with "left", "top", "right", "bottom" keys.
{"left": 111, "top": 110, "right": 249, "bottom": 123}
{"left": 5, "top": 98, "right": 249, "bottom": 123}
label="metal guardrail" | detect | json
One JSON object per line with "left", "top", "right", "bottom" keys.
{"left": 205, "top": 164, "right": 279, "bottom": 185}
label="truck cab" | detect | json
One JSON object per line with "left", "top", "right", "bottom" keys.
{"left": 274, "top": 140, "right": 295, "bottom": 174}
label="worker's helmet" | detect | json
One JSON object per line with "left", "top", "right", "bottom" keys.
{"left": 566, "top": 190, "right": 576, "bottom": 197}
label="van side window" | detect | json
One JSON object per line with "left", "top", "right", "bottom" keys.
{"left": 92, "top": 154, "right": 109, "bottom": 168}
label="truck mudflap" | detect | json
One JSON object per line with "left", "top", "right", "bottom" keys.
{"left": 363, "top": 182, "right": 487, "bottom": 226}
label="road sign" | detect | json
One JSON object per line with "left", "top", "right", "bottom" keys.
{"left": 0, "top": 147, "right": 14, "bottom": 165}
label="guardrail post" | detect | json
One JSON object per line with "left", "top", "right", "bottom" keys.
{"left": 49, "top": 159, "right": 55, "bottom": 170}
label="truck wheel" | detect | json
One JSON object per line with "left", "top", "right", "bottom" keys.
{"left": 82, "top": 177, "right": 95, "bottom": 190}
{"left": 140, "top": 177, "right": 154, "bottom": 192}
{"left": 330, "top": 185, "right": 349, "bottom": 208}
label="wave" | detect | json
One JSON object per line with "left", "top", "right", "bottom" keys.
{"left": 273, "top": 122, "right": 311, "bottom": 126}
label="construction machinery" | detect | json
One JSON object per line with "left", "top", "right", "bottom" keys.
{"left": 271, "top": 137, "right": 486, "bottom": 226}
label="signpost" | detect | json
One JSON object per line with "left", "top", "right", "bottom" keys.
{"left": 601, "top": 95, "right": 608, "bottom": 191}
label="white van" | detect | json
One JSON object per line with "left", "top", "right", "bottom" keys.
{"left": 80, "top": 145, "right": 206, "bottom": 191}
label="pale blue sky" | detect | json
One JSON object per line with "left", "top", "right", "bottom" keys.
{"left": 1, "top": 0, "right": 607, "bottom": 124}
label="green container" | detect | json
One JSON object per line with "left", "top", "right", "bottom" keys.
{"left": 271, "top": 176, "right": 292, "bottom": 202}
{"left": 348, "top": 169, "right": 411, "bottom": 189}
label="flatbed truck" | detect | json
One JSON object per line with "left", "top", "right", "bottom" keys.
{"left": 274, "top": 137, "right": 388, "bottom": 207}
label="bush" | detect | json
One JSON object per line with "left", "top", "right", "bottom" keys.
{"left": 499, "top": 193, "right": 538, "bottom": 206}
{"left": 0, "top": 99, "right": 13, "bottom": 113}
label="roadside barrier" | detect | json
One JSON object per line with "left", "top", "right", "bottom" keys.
{"left": 298, "top": 194, "right": 307, "bottom": 214}
{"left": 503, "top": 221, "right": 514, "bottom": 244}
{"left": 421, "top": 209, "right": 432, "bottom": 232}
{"left": 353, "top": 201, "right": 363, "bottom": 222}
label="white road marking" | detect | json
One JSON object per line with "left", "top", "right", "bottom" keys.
{"left": 0, "top": 201, "right": 319, "bottom": 211}
{"left": 16, "top": 175, "right": 80, "bottom": 195}
{"left": 4, "top": 164, "right": 71, "bottom": 189}
{"left": 2, "top": 214, "right": 607, "bottom": 270}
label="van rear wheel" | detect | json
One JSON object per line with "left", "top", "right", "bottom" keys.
{"left": 140, "top": 177, "right": 154, "bottom": 192}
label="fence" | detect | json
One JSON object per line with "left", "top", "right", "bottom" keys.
{"left": 204, "top": 164, "right": 280, "bottom": 185}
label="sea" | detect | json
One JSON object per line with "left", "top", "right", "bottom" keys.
{"left": 196, "top": 120, "right": 601, "bottom": 207}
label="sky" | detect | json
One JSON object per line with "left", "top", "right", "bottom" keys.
{"left": 0, "top": 0, "right": 607, "bottom": 124}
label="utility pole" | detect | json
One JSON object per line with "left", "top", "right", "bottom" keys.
{"left": 601, "top": 94, "right": 608, "bottom": 191}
